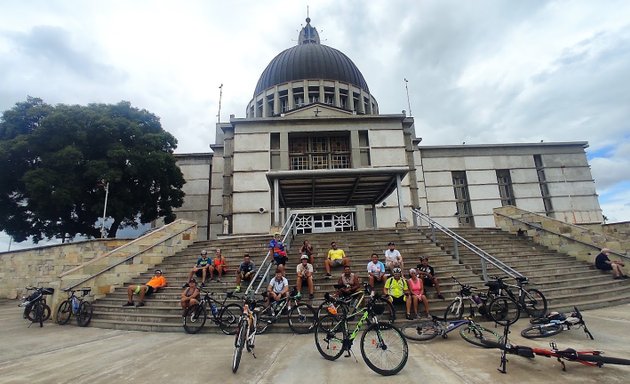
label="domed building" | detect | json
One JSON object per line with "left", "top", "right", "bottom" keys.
{"left": 174, "top": 18, "right": 603, "bottom": 239}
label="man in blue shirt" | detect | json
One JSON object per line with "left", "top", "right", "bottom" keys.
{"left": 235, "top": 254, "right": 256, "bottom": 292}
{"left": 186, "top": 250, "right": 211, "bottom": 287}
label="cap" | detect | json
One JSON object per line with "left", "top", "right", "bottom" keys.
{"left": 388, "top": 242, "right": 395, "bottom": 246}
{"left": 155, "top": 269, "right": 162, "bottom": 274}
{"left": 274, "top": 232, "right": 281, "bottom": 236}
{"left": 300, "top": 255, "right": 309, "bottom": 260}
{"left": 201, "top": 249, "right": 207, "bottom": 255}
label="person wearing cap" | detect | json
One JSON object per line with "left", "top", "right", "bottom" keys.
{"left": 296, "top": 255, "right": 315, "bottom": 299}
{"left": 367, "top": 253, "right": 386, "bottom": 288}
{"left": 123, "top": 269, "right": 168, "bottom": 307}
{"left": 595, "top": 248, "right": 628, "bottom": 279}
{"left": 268, "top": 232, "right": 288, "bottom": 275}
{"left": 186, "top": 249, "right": 211, "bottom": 287}
{"left": 324, "top": 241, "right": 350, "bottom": 278}
{"left": 235, "top": 254, "right": 256, "bottom": 292}
{"left": 408, "top": 268, "right": 430, "bottom": 318}
{"left": 384, "top": 241, "right": 404, "bottom": 272}
{"left": 384, "top": 267, "right": 412, "bottom": 319}
{"left": 416, "top": 257, "right": 445, "bottom": 300}
{"left": 180, "top": 278, "right": 200, "bottom": 315}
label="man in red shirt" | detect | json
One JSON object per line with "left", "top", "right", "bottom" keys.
{"left": 123, "top": 269, "right": 168, "bottom": 307}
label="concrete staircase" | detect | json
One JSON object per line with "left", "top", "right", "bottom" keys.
{"left": 89, "top": 228, "right": 630, "bottom": 333}
{"left": 434, "top": 227, "right": 630, "bottom": 312}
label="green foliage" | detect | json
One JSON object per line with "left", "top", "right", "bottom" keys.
{"left": 0, "top": 97, "right": 185, "bottom": 242}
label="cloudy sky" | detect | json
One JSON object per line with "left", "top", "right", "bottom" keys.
{"left": 1, "top": 0, "right": 629, "bottom": 249}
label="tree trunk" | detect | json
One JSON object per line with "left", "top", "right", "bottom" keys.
{"left": 108, "top": 219, "right": 121, "bottom": 238}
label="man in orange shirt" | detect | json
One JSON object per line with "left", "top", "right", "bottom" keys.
{"left": 123, "top": 269, "right": 168, "bottom": 307}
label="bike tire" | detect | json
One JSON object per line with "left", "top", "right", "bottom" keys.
{"left": 374, "top": 297, "right": 396, "bottom": 323}
{"left": 34, "top": 302, "right": 44, "bottom": 327}
{"left": 520, "top": 288, "right": 547, "bottom": 318}
{"left": 459, "top": 323, "right": 501, "bottom": 348}
{"left": 529, "top": 316, "right": 550, "bottom": 325}
{"left": 314, "top": 314, "right": 345, "bottom": 361}
{"left": 487, "top": 295, "right": 520, "bottom": 326}
{"left": 399, "top": 320, "right": 440, "bottom": 341}
{"left": 55, "top": 300, "right": 72, "bottom": 325}
{"left": 232, "top": 320, "right": 246, "bottom": 373}
{"left": 76, "top": 301, "right": 93, "bottom": 327}
{"left": 576, "top": 353, "right": 630, "bottom": 366}
{"left": 26, "top": 303, "right": 51, "bottom": 323}
{"left": 520, "top": 323, "right": 563, "bottom": 339}
{"left": 255, "top": 305, "right": 273, "bottom": 335}
{"left": 218, "top": 303, "right": 243, "bottom": 335}
{"left": 317, "top": 300, "right": 349, "bottom": 319}
{"left": 183, "top": 304, "right": 207, "bottom": 334}
{"left": 288, "top": 302, "right": 316, "bottom": 334}
{"left": 360, "top": 323, "right": 409, "bottom": 376}
{"left": 444, "top": 298, "right": 464, "bottom": 321}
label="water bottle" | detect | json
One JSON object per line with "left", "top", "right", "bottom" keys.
{"left": 72, "top": 297, "right": 80, "bottom": 313}
{"left": 210, "top": 302, "right": 218, "bottom": 317}
{"left": 472, "top": 295, "right": 482, "bottom": 305}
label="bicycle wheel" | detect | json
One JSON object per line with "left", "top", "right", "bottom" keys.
{"left": 55, "top": 300, "right": 72, "bottom": 325}
{"left": 288, "top": 302, "right": 316, "bottom": 334}
{"left": 360, "top": 323, "right": 409, "bottom": 376}
{"left": 459, "top": 323, "right": 501, "bottom": 348}
{"left": 487, "top": 296, "right": 520, "bottom": 326}
{"left": 520, "top": 288, "right": 547, "bottom": 318}
{"left": 183, "top": 304, "right": 207, "bottom": 334}
{"left": 33, "top": 302, "right": 44, "bottom": 327}
{"left": 255, "top": 305, "right": 273, "bottom": 335}
{"left": 444, "top": 298, "right": 464, "bottom": 321}
{"left": 76, "top": 301, "right": 93, "bottom": 327}
{"left": 399, "top": 320, "right": 440, "bottom": 341}
{"left": 576, "top": 353, "right": 630, "bottom": 366}
{"left": 232, "top": 320, "right": 246, "bottom": 373}
{"left": 314, "top": 314, "right": 345, "bottom": 361}
{"left": 374, "top": 297, "right": 396, "bottom": 323}
{"left": 26, "top": 303, "right": 50, "bottom": 322}
{"left": 218, "top": 303, "right": 243, "bottom": 335}
{"left": 317, "top": 300, "right": 349, "bottom": 319}
{"left": 520, "top": 323, "right": 563, "bottom": 339}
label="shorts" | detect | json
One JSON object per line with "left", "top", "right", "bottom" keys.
{"left": 134, "top": 285, "right": 155, "bottom": 295}
{"left": 391, "top": 295, "right": 406, "bottom": 305}
{"left": 239, "top": 271, "right": 253, "bottom": 280}
{"left": 274, "top": 256, "right": 288, "bottom": 265}
{"left": 423, "top": 278, "right": 435, "bottom": 287}
{"left": 597, "top": 264, "right": 613, "bottom": 271}
{"left": 331, "top": 259, "right": 343, "bottom": 267}
{"left": 194, "top": 269, "right": 204, "bottom": 277}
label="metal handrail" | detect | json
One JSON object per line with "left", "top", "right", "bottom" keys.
{"left": 244, "top": 213, "right": 300, "bottom": 296}
{"left": 411, "top": 208, "right": 523, "bottom": 281}
{"left": 494, "top": 211, "right": 630, "bottom": 262}
{"left": 62, "top": 220, "right": 197, "bottom": 291}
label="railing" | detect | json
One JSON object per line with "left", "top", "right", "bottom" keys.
{"left": 245, "top": 213, "right": 300, "bottom": 295}
{"left": 411, "top": 208, "right": 523, "bottom": 281}
{"left": 495, "top": 211, "right": 630, "bottom": 263}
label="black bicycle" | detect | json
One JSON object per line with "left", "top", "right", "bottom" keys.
{"left": 183, "top": 289, "right": 242, "bottom": 334}
{"left": 19, "top": 286, "right": 54, "bottom": 327}
{"left": 256, "top": 288, "right": 317, "bottom": 334}
{"left": 317, "top": 284, "right": 395, "bottom": 323}
{"left": 56, "top": 288, "right": 93, "bottom": 327}
{"left": 400, "top": 315, "right": 501, "bottom": 347}
{"left": 521, "top": 306, "right": 593, "bottom": 339}
{"left": 486, "top": 276, "right": 547, "bottom": 318}
{"left": 443, "top": 276, "right": 492, "bottom": 321}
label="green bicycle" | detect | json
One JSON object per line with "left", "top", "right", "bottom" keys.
{"left": 314, "top": 283, "right": 408, "bottom": 376}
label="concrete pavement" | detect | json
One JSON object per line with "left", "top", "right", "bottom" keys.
{"left": 1, "top": 299, "right": 629, "bottom": 383}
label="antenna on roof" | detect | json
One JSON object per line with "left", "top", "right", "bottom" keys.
{"left": 307, "top": 5, "right": 309, "bottom": 19}
{"left": 217, "top": 83, "right": 223, "bottom": 123}
{"left": 404, "top": 78, "right": 413, "bottom": 117}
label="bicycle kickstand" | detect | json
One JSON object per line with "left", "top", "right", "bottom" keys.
{"left": 556, "top": 357, "right": 566, "bottom": 371}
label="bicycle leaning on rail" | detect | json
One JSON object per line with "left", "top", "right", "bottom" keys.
{"left": 486, "top": 276, "right": 547, "bottom": 318}
{"left": 400, "top": 314, "right": 501, "bottom": 347}
{"left": 521, "top": 306, "right": 593, "bottom": 339}
{"left": 232, "top": 294, "right": 260, "bottom": 374}
{"left": 19, "top": 286, "right": 54, "bottom": 327}
{"left": 183, "top": 289, "right": 243, "bottom": 335}
{"left": 443, "top": 276, "right": 493, "bottom": 321}
{"left": 55, "top": 288, "right": 94, "bottom": 327}
{"left": 314, "top": 283, "right": 408, "bottom": 376}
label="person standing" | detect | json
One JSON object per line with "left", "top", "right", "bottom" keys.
{"left": 269, "top": 232, "right": 288, "bottom": 275}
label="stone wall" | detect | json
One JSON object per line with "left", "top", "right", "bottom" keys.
{"left": 494, "top": 206, "right": 629, "bottom": 264}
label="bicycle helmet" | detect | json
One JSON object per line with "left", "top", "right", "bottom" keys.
{"left": 392, "top": 267, "right": 402, "bottom": 274}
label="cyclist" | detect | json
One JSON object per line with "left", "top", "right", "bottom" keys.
{"left": 367, "top": 253, "right": 386, "bottom": 288}
{"left": 180, "top": 278, "right": 200, "bottom": 315}
{"left": 296, "top": 255, "right": 315, "bottom": 299}
{"left": 416, "top": 257, "right": 445, "bottom": 300}
{"left": 299, "top": 239, "right": 315, "bottom": 266}
{"left": 123, "top": 269, "right": 168, "bottom": 307}
{"left": 185, "top": 249, "right": 211, "bottom": 287}
{"left": 266, "top": 269, "right": 289, "bottom": 307}
{"left": 235, "top": 254, "right": 256, "bottom": 292}
{"left": 325, "top": 241, "right": 350, "bottom": 278}
{"left": 336, "top": 265, "right": 360, "bottom": 298}
{"left": 384, "top": 241, "right": 404, "bottom": 271}
{"left": 269, "top": 232, "right": 288, "bottom": 276}
{"left": 407, "top": 268, "right": 430, "bottom": 318}
{"left": 595, "top": 248, "right": 628, "bottom": 279}
{"left": 209, "top": 249, "right": 227, "bottom": 282}
{"left": 384, "top": 267, "right": 412, "bottom": 319}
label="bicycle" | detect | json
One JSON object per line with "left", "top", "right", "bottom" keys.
{"left": 183, "top": 289, "right": 243, "bottom": 335}
{"left": 481, "top": 339, "right": 630, "bottom": 372}
{"left": 55, "top": 288, "right": 94, "bottom": 327}
{"left": 316, "top": 284, "right": 395, "bottom": 323}
{"left": 314, "top": 283, "right": 408, "bottom": 376}
{"left": 232, "top": 294, "right": 260, "bottom": 373}
{"left": 521, "top": 306, "right": 593, "bottom": 339}
{"left": 18, "top": 286, "right": 54, "bottom": 327}
{"left": 443, "top": 276, "right": 492, "bottom": 321}
{"left": 400, "top": 315, "right": 501, "bottom": 347}
{"left": 485, "top": 276, "right": 547, "bottom": 318}
{"left": 255, "top": 287, "right": 316, "bottom": 334}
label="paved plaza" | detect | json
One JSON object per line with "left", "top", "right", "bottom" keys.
{"left": 1, "top": 299, "right": 629, "bottom": 383}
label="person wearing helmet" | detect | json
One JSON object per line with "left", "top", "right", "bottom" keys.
{"left": 384, "top": 267, "right": 412, "bottom": 319}
{"left": 296, "top": 255, "right": 315, "bottom": 299}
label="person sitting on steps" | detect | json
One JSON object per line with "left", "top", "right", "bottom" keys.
{"left": 209, "top": 248, "right": 227, "bottom": 282}
{"left": 185, "top": 249, "right": 211, "bottom": 287}
{"left": 296, "top": 255, "right": 315, "bottom": 299}
{"left": 123, "top": 269, "right": 168, "bottom": 307}
{"left": 408, "top": 268, "right": 430, "bottom": 319}
{"left": 595, "top": 248, "right": 628, "bottom": 279}
{"left": 266, "top": 269, "right": 289, "bottom": 308}
{"left": 384, "top": 241, "right": 404, "bottom": 272}
{"left": 384, "top": 267, "right": 412, "bottom": 319}
{"left": 180, "top": 278, "right": 200, "bottom": 315}
{"left": 335, "top": 265, "right": 360, "bottom": 298}
{"left": 235, "top": 254, "right": 256, "bottom": 292}
{"left": 367, "top": 253, "right": 386, "bottom": 288}
{"left": 417, "top": 256, "right": 445, "bottom": 300}
{"left": 325, "top": 241, "right": 350, "bottom": 279}
{"left": 269, "top": 232, "right": 288, "bottom": 276}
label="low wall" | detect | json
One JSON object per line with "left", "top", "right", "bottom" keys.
{"left": 494, "top": 206, "right": 629, "bottom": 264}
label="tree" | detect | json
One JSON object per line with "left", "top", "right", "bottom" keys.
{"left": 0, "top": 97, "right": 185, "bottom": 242}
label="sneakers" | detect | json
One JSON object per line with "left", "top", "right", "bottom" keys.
{"left": 406, "top": 313, "right": 413, "bottom": 320}
{"left": 200, "top": 282, "right": 206, "bottom": 288}
{"left": 623, "top": 275, "right": 630, "bottom": 279}
{"left": 309, "top": 293, "right": 315, "bottom": 299}
{"left": 325, "top": 273, "right": 332, "bottom": 279}
{"left": 234, "top": 286, "right": 241, "bottom": 292}
{"left": 437, "top": 293, "right": 445, "bottom": 300}
{"left": 135, "top": 302, "right": 145, "bottom": 307}
{"left": 217, "top": 278, "right": 222, "bottom": 283}
{"left": 122, "top": 301, "right": 134, "bottom": 307}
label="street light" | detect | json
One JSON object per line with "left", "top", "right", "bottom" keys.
{"left": 100, "top": 181, "right": 110, "bottom": 238}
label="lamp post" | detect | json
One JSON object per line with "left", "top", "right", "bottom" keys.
{"left": 100, "top": 181, "right": 110, "bottom": 238}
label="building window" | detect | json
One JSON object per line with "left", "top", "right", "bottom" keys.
{"left": 534, "top": 155, "right": 553, "bottom": 215}
{"left": 270, "top": 133, "right": 281, "bottom": 169}
{"left": 452, "top": 171, "right": 475, "bottom": 227}
{"left": 496, "top": 169, "right": 516, "bottom": 206}
{"left": 359, "top": 130, "right": 370, "bottom": 166}
{"left": 289, "top": 134, "right": 351, "bottom": 170}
